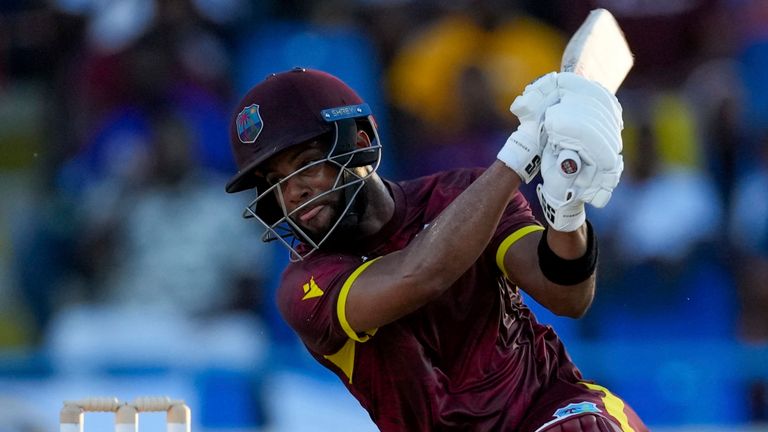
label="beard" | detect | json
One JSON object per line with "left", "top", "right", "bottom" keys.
{"left": 294, "top": 194, "right": 344, "bottom": 242}
{"left": 293, "top": 181, "right": 369, "bottom": 250}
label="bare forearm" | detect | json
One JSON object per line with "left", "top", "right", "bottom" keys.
{"left": 547, "top": 224, "right": 587, "bottom": 258}
{"left": 399, "top": 161, "right": 521, "bottom": 290}
{"left": 536, "top": 273, "right": 595, "bottom": 318}
{"left": 536, "top": 225, "right": 595, "bottom": 317}
{"left": 504, "top": 224, "right": 597, "bottom": 318}
{"left": 357, "top": 160, "right": 521, "bottom": 323}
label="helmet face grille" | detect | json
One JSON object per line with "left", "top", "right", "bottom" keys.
{"left": 242, "top": 120, "right": 382, "bottom": 261}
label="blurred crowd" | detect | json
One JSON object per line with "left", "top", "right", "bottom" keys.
{"left": 1, "top": 0, "right": 768, "bottom": 428}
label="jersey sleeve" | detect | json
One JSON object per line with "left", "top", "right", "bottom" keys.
{"left": 276, "top": 253, "right": 377, "bottom": 355}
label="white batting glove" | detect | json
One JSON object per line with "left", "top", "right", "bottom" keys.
{"left": 545, "top": 72, "right": 624, "bottom": 206}
{"left": 537, "top": 147, "right": 589, "bottom": 231}
{"left": 497, "top": 72, "right": 560, "bottom": 183}
{"left": 537, "top": 73, "right": 624, "bottom": 231}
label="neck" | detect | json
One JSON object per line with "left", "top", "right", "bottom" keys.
{"left": 357, "top": 174, "right": 395, "bottom": 237}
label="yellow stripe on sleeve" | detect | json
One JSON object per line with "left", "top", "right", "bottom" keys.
{"left": 495, "top": 225, "right": 545, "bottom": 279}
{"left": 337, "top": 257, "right": 381, "bottom": 342}
{"left": 581, "top": 382, "right": 636, "bottom": 432}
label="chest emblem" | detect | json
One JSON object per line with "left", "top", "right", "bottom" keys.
{"left": 302, "top": 277, "right": 324, "bottom": 300}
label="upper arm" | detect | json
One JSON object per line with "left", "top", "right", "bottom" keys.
{"left": 496, "top": 224, "right": 547, "bottom": 289}
{"left": 342, "top": 247, "right": 448, "bottom": 334}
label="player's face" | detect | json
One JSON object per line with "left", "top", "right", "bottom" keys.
{"left": 259, "top": 140, "right": 344, "bottom": 238}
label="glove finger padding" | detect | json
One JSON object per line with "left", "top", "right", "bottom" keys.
{"left": 553, "top": 91, "right": 623, "bottom": 153}
{"left": 556, "top": 72, "right": 623, "bottom": 126}
{"left": 582, "top": 156, "right": 624, "bottom": 208}
{"left": 545, "top": 111, "right": 621, "bottom": 170}
{"left": 566, "top": 157, "right": 622, "bottom": 208}
{"left": 511, "top": 72, "right": 560, "bottom": 120}
{"left": 543, "top": 124, "right": 623, "bottom": 207}
{"left": 498, "top": 72, "right": 561, "bottom": 183}
{"left": 542, "top": 77, "right": 624, "bottom": 208}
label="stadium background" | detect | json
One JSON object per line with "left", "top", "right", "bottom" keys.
{"left": 0, "top": 0, "right": 767, "bottom": 430}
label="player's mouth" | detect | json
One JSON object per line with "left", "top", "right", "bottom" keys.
{"left": 298, "top": 204, "right": 326, "bottom": 223}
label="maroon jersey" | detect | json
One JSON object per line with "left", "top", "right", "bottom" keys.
{"left": 276, "top": 168, "right": 584, "bottom": 431}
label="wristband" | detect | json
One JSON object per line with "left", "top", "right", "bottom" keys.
{"left": 537, "top": 220, "right": 598, "bottom": 285}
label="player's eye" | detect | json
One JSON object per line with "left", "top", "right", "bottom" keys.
{"left": 265, "top": 172, "right": 283, "bottom": 186}
{"left": 299, "top": 159, "right": 324, "bottom": 176}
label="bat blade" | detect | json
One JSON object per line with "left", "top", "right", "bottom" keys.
{"left": 554, "top": 8, "right": 633, "bottom": 192}
{"left": 561, "top": 8, "right": 633, "bottom": 94}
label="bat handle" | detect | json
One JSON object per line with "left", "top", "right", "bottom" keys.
{"left": 557, "top": 149, "right": 581, "bottom": 177}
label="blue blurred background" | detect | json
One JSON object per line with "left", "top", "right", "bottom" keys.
{"left": 1, "top": 0, "right": 767, "bottom": 430}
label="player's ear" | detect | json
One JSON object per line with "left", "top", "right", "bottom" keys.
{"left": 356, "top": 129, "right": 371, "bottom": 149}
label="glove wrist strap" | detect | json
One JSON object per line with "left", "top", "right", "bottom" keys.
{"left": 498, "top": 128, "right": 541, "bottom": 184}
{"left": 537, "top": 220, "right": 598, "bottom": 286}
{"left": 537, "top": 185, "right": 586, "bottom": 232}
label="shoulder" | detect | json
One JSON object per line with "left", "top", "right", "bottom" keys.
{"left": 276, "top": 252, "right": 366, "bottom": 351}
{"left": 278, "top": 253, "right": 364, "bottom": 310}
{"left": 282, "top": 252, "right": 363, "bottom": 283}
{"left": 394, "top": 168, "right": 485, "bottom": 208}
{"left": 396, "top": 168, "right": 485, "bottom": 194}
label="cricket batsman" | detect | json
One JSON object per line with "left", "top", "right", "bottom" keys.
{"left": 224, "top": 67, "right": 648, "bottom": 431}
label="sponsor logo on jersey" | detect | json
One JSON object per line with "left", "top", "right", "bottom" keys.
{"left": 236, "top": 104, "right": 263, "bottom": 143}
{"left": 534, "top": 401, "right": 602, "bottom": 432}
{"left": 302, "top": 277, "right": 324, "bottom": 300}
{"left": 553, "top": 401, "right": 601, "bottom": 417}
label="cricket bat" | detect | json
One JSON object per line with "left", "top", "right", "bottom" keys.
{"left": 556, "top": 8, "right": 633, "bottom": 178}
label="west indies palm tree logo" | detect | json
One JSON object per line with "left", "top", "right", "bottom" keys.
{"left": 236, "top": 104, "right": 263, "bottom": 143}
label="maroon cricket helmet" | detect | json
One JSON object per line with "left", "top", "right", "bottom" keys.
{"left": 225, "top": 67, "right": 370, "bottom": 193}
